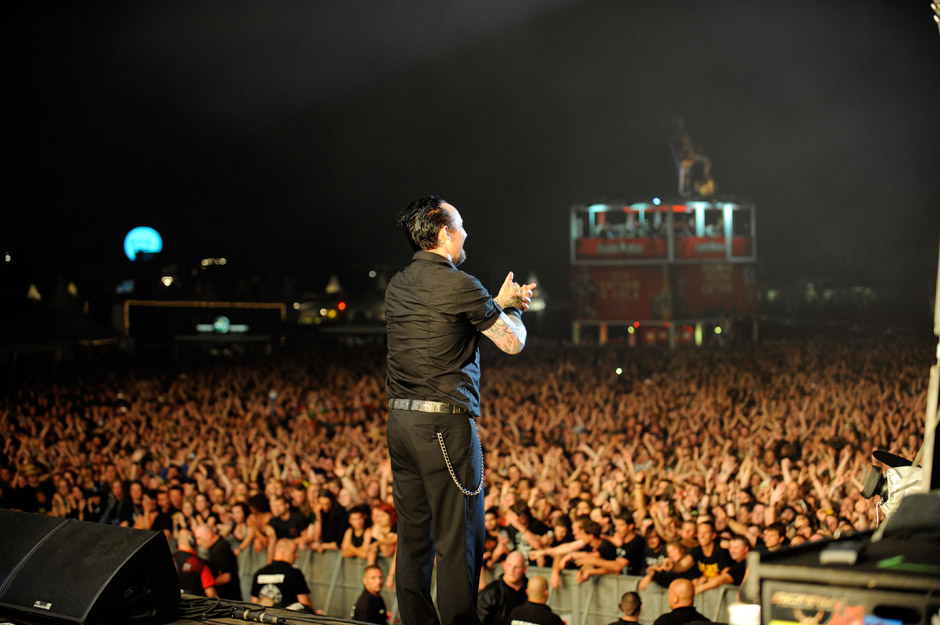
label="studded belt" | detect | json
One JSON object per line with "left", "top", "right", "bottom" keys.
{"left": 388, "top": 398, "right": 465, "bottom": 414}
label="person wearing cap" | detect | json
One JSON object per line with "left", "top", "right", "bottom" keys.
{"left": 607, "top": 591, "right": 642, "bottom": 625}
{"left": 385, "top": 196, "right": 534, "bottom": 625}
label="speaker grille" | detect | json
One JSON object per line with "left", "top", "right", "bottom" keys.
{"left": 0, "top": 510, "right": 179, "bottom": 625}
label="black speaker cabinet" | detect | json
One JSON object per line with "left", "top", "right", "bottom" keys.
{"left": 0, "top": 509, "right": 180, "bottom": 625}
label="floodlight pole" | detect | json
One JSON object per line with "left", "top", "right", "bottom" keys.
{"left": 922, "top": 237, "right": 940, "bottom": 491}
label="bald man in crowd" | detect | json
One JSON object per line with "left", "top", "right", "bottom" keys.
{"left": 478, "top": 551, "right": 529, "bottom": 625}
{"left": 506, "top": 575, "right": 563, "bottom": 625}
{"left": 251, "top": 538, "right": 314, "bottom": 611}
{"left": 652, "top": 579, "right": 710, "bottom": 625}
{"left": 194, "top": 523, "right": 241, "bottom": 600}
{"left": 173, "top": 529, "right": 217, "bottom": 597}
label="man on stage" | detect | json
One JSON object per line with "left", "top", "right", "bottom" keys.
{"left": 386, "top": 195, "right": 534, "bottom": 625}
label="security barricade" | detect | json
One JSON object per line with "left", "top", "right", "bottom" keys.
{"left": 238, "top": 550, "right": 739, "bottom": 624}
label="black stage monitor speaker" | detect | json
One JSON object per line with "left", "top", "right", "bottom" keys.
{"left": 0, "top": 509, "right": 180, "bottom": 625}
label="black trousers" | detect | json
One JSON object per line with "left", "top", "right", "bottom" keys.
{"left": 387, "top": 408, "right": 485, "bottom": 625}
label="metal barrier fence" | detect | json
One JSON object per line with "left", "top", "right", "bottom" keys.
{"left": 235, "top": 549, "right": 739, "bottom": 625}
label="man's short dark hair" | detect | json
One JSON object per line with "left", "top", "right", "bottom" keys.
{"left": 397, "top": 195, "right": 451, "bottom": 251}
{"left": 510, "top": 501, "right": 532, "bottom": 520}
{"left": 247, "top": 493, "right": 270, "bottom": 514}
{"left": 577, "top": 517, "right": 601, "bottom": 538}
{"left": 619, "top": 591, "right": 641, "bottom": 616}
{"left": 615, "top": 511, "right": 635, "bottom": 525}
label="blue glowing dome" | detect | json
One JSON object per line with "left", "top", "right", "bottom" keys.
{"left": 123, "top": 226, "right": 163, "bottom": 261}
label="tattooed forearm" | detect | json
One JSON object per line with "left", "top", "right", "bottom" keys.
{"left": 482, "top": 314, "right": 526, "bottom": 354}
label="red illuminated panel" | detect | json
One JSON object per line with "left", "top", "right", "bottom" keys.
{"left": 571, "top": 266, "right": 670, "bottom": 321}
{"left": 675, "top": 237, "right": 752, "bottom": 259}
{"left": 575, "top": 237, "right": 667, "bottom": 260}
{"left": 571, "top": 264, "right": 757, "bottom": 321}
{"left": 672, "top": 264, "right": 757, "bottom": 317}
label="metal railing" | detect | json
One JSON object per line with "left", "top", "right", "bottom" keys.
{"left": 235, "top": 549, "right": 738, "bottom": 624}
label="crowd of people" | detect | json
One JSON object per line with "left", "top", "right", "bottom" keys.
{"left": 0, "top": 335, "right": 931, "bottom": 609}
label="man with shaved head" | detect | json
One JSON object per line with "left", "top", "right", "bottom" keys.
{"left": 250, "top": 539, "right": 313, "bottom": 611}
{"left": 194, "top": 523, "right": 241, "bottom": 600}
{"left": 478, "top": 551, "right": 529, "bottom": 625}
{"left": 506, "top": 575, "right": 563, "bottom": 625}
{"left": 652, "top": 579, "right": 710, "bottom": 625}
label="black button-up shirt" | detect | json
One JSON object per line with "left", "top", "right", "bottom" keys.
{"left": 385, "top": 251, "right": 501, "bottom": 417}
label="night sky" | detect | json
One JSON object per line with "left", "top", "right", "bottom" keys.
{"left": 3, "top": 1, "right": 940, "bottom": 316}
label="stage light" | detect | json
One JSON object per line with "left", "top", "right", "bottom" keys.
{"left": 213, "top": 316, "right": 231, "bottom": 334}
{"left": 615, "top": 367, "right": 623, "bottom": 375}
{"left": 652, "top": 197, "right": 661, "bottom": 205}
{"left": 161, "top": 276, "right": 174, "bottom": 287}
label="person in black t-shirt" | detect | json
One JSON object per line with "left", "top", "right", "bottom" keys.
{"left": 642, "top": 527, "right": 667, "bottom": 572}
{"left": 506, "top": 575, "right": 564, "bottom": 625}
{"left": 505, "top": 502, "right": 550, "bottom": 561}
{"left": 351, "top": 565, "right": 387, "bottom": 625}
{"left": 266, "top": 494, "right": 310, "bottom": 540}
{"left": 251, "top": 539, "right": 313, "bottom": 611}
{"left": 639, "top": 541, "right": 698, "bottom": 591}
{"left": 693, "top": 534, "right": 750, "bottom": 595}
{"left": 482, "top": 506, "right": 512, "bottom": 574}
{"left": 607, "top": 591, "right": 642, "bottom": 625}
{"left": 308, "top": 490, "right": 348, "bottom": 553}
{"left": 555, "top": 517, "right": 619, "bottom": 585}
{"left": 611, "top": 513, "right": 646, "bottom": 576}
{"left": 652, "top": 579, "right": 710, "bottom": 625}
{"left": 195, "top": 524, "right": 242, "bottom": 600}
{"left": 569, "top": 513, "right": 641, "bottom": 584}
{"left": 173, "top": 529, "right": 217, "bottom": 597}
{"left": 689, "top": 521, "right": 732, "bottom": 582}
